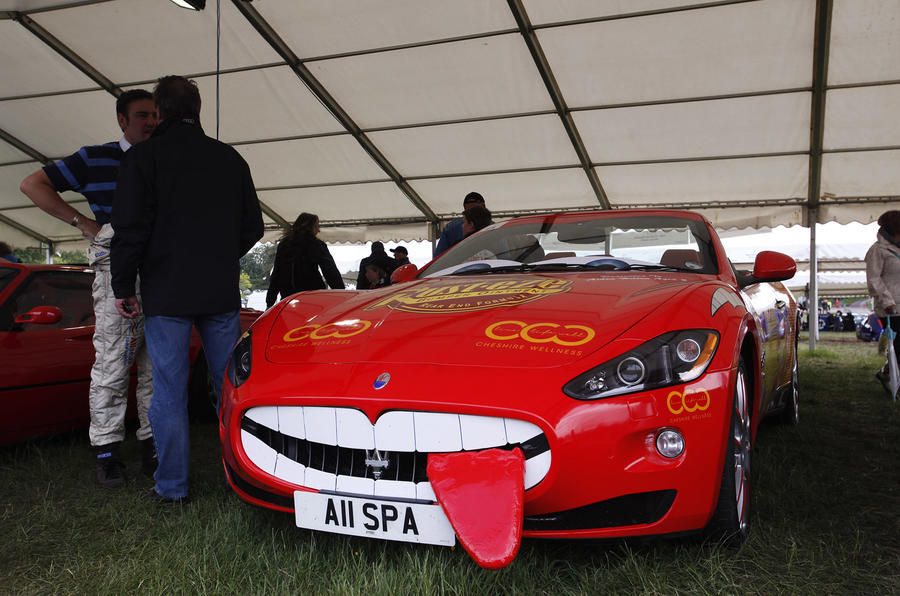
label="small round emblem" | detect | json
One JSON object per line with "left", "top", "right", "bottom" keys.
{"left": 373, "top": 372, "right": 391, "bottom": 390}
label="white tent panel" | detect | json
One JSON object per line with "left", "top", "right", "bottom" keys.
{"left": 523, "top": 0, "right": 717, "bottom": 25}
{"left": 823, "top": 85, "right": 900, "bottom": 150}
{"left": 317, "top": 222, "right": 432, "bottom": 244}
{"left": 410, "top": 169, "right": 598, "bottom": 217}
{"left": 0, "top": 140, "right": 29, "bottom": 164}
{"left": 235, "top": 136, "right": 386, "bottom": 189}
{"left": 32, "top": 0, "right": 281, "bottom": 84}
{"left": 817, "top": 202, "right": 894, "bottom": 226}
{"left": 258, "top": 182, "right": 423, "bottom": 223}
{"left": 256, "top": 0, "right": 516, "bottom": 58}
{"left": 575, "top": 93, "right": 811, "bottom": 163}
{"left": 0, "top": 19, "right": 96, "bottom": 97}
{"left": 0, "top": 221, "right": 36, "bottom": 249}
{"left": 368, "top": 115, "right": 578, "bottom": 177}
{"left": 539, "top": 0, "right": 814, "bottom": 107}
{"left": 598, "top": 155, "right": 809, "bottom": 205}
{"left": 186, "top": 67, "right": 344, "bottom": 143}
{"left": 0, "top": 90, "right": 120, "bottom": 158}
{"left": 821, "top": 150, "right": 900, "bottom": 197}
{"left": 829, "top": 0, "right": 900, "bottom": 85}
{"left": 0, "top": 162, "right": 44, "bottom": 208}
{"left": 696, "top": 205, "right": 806, "bottom": 231}
{"left": 307, "top": 34, "right": 553, "bottom": 129}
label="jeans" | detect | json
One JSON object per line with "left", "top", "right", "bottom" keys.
{"left": 144, "top": 310, "right": 240, "bottom": 499}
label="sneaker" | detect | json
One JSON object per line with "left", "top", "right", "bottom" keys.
{"left": 148, "top": 488, "right": 190, "bottom": 505}
{"left": 140, "top": 438, "right": 158, "bottom": 477}
{"left": 94, "top": 443, "right": 126, "bottom": 489}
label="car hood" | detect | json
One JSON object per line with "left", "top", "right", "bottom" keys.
{"left": 264, "top": 273, "right": 698, "bottom": 367}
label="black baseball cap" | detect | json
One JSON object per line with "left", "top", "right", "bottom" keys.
{"left": 463, "top": 192, "right": 485, "bottom": 207}
{"left": 390, "top": 245, "right": 408, "bottom": 256}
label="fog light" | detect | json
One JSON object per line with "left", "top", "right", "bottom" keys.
{"left": 655, "top": 429, "right": 684, "bottom": 458}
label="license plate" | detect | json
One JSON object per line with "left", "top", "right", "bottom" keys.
{"left": 294, "top": 491, "right": 456, "bottom": 547}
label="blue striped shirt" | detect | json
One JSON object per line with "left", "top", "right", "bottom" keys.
{"left": 43, "top": 141, "right": 125, "bottom": 226}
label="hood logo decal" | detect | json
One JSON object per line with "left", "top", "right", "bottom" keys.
{"left": 485, "top": 320, "right": 596, "bottom": 346}
{"left": 373, "top": 372, "right": 391, "bottom": 390}
{"left": 365, "top": 279, "right": 573, "bottom": 314}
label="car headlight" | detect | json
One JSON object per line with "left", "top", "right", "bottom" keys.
{"left": 563, "top": 330, "right": 719, "bottom": 400}
{"left": 227, "top": 330, "right": 253, "bottom": 388}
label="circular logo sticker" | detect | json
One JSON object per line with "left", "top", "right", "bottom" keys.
{"left": 373, "top": 372, "right": 391, "bottom": 390}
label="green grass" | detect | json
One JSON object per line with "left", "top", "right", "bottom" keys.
{"left": 2, "top": 334, "right": 899, "bottom": 594}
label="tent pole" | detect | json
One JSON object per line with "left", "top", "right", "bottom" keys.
{"left": 809, "top": 207, "right": 818, "bottom": 351}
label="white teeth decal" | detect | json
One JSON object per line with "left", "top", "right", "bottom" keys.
{"left": 240, "top": 407, "right": 552, "bottom": 495}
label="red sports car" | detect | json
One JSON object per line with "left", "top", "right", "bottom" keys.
{"left": 0, "top": 261, "right": 260, "bottom": 444}
{"left": 220, "top": 209, "right": 799, "bottom": 568}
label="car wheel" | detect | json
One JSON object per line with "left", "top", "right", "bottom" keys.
{"left": 780, "top": 335, "right": 800, "bottom": 426}
{"left": 705, "top": 358, "right": 751, "bottom": 545}
{"left": 188, "top": 353, "right": 217, "bottom": 422}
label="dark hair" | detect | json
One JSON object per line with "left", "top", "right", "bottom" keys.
{"left": 153, "top": 75, "right": 201, "bottom": 120}
{"left": 281, "top": 212, "right": 319, "bottom": 243}
{"left": 464, "top": 204, "right": 492, "bottom": 233}
{"left": 116, "top": 89, "right": 153, "bottom": 118}
{"left": 463, "top": 191, "right": 485, "bottom": 207}
{"left": 370, "top": 241, "right": 386, "bottom": 254}
{"left": 878, "top": 211, "right": 900, "bottom": 234}
{"left": 0, "top": 241, "right": 13, "bottom": 254}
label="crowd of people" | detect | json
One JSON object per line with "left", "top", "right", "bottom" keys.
{"left": 11, "top": 73, "right": 496, "bottom": 504}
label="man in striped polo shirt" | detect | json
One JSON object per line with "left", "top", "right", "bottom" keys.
{"left": 20, "top": 90, "right": 158, "bottom": 488}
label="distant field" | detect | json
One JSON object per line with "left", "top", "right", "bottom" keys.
{"left": 1, "top": 336, "right": 898, "bottom": 594}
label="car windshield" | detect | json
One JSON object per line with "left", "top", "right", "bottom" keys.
{"left": 419, "top": 213, "right": 718, "bottom": 278}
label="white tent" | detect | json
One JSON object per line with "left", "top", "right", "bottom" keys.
{"left": 1, "top": 0, "right": 899, "bottom": 252}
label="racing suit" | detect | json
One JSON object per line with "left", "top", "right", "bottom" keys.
{"left": 86, "top": 223, "right": 153, "bottom": 446}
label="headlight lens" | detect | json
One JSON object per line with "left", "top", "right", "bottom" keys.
{"left": 563, "top": 329, "right": 718, "bottom": 400}
{"left": 227, "top": 331, "right": 253, "bottom": 388}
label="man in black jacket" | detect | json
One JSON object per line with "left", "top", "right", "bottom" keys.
{"left": 111, "top": 75, "right": 264, "bottom": 504}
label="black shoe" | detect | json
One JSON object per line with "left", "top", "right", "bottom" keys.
{"left": 94, "top": 443, "right": 126, "bottom": 489}
{"left": 140, "top": 438, "right": 158, "bottom": 477}
{"left": 148, "top": 488, "right": 190, "bottom": 505}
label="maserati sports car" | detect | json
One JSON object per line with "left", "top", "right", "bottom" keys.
{"left": 220, "top": 209, "right": 799, "bottom": 568}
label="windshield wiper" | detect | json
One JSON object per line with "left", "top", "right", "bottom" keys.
{"left": 446, "top": 261, "right": 693, "bottom": 276}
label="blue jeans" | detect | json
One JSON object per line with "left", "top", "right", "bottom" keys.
{"left": 144, "top": 311, "right": 241, "bottom": 499}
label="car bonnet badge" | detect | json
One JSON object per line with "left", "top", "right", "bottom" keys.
{"left": 364, "top": 449, "right": 390, "bottom": 480}
{"left": 373, "top": 372, "right": 390, "bottom": 390}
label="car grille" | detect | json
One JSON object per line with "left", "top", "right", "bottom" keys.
{"left": 238, "top": 406, "right": 551, "bottom": 500}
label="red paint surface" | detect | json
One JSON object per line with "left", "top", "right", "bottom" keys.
{"left": 427, "top": 448, "right": 525, "bottom": 569}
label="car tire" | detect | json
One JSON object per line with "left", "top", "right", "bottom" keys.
{"left": 188, "top": 353, "right": 217, "bottom": 422}
{"left": 704, "top": 357, "right": 751, "bottom": 546}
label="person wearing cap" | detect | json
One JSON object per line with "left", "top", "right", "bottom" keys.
{"left": 434, "top": 192, "right": 487, "bottom": 257}
{"left": 391, "top": 245, "right": 410, "bottom": 267}
{"left": 356, "top": 241, "right": 397, "bottom": 289}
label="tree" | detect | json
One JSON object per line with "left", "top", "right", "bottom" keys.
{"left": 240, "top": 243, "right": 277, "bottom": 291}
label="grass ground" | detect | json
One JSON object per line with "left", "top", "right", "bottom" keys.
{"left": 2, "top": 332, "right": 898, "bottom": 594}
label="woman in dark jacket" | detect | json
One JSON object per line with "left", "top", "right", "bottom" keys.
{"left": 266, "top": 213, "right": 344, "bottom": 308}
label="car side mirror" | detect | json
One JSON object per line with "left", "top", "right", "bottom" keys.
{"left": 390, "top": 263, "right": 418, "bottom": 284}
{"left": 14, "top": 305, "right": 62, "bottom": 325}
{"left": 738, "top": 251, "right": 796, "bottom": 288}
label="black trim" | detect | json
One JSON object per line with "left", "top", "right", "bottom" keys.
{"left": 523, "top": 490, "right": 677, "bottom": 531}
{"left": 224, "top": 460, "right": 293, "bottom": 509}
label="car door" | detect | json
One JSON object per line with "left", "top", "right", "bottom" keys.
{"left": 0, "top": 268, "right": 96, "bottom": 443}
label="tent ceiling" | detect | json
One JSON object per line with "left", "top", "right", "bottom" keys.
{"left": 1, "top": 0, "right": 899, "bottom": 248}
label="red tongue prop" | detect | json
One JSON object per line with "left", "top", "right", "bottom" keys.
{"left": 426, "top": 448, "right": 525, "bottom": 569}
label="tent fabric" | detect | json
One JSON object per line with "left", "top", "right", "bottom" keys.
{"left": 1, "top": 0, "right": 899, "bottom": 250}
